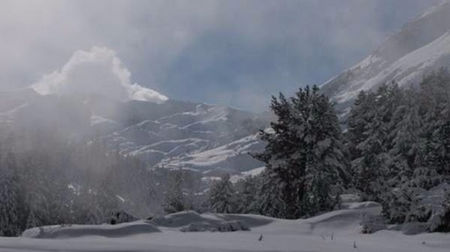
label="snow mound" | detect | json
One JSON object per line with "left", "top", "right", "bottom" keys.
{"left": 401, "top": 222, "right": 429, "bottom": 235}
{"left": 22, "top": 221, "right": 160, "bottom": 239}
{"left": 152, "top": 211, "right": 222, "bottom": 228}
{"left": 152, "top": 211, "right": 273, "bottom": 232}
{"left": 11, "top": 202, "right": 450, "bottom": 251}
{"left": 302, "top": 202, "right": 382, "bottom": 234}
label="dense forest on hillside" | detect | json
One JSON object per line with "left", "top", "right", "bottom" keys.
{"left": 207, "top": 70, "right": 450, "bottom": 232}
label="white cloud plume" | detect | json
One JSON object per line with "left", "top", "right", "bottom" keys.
{"left": 32, "top": 46, "right": 168, "bottom": 103}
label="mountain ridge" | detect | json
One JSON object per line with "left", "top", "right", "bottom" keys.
{"left": 322, "top": 0, "right": 450, "bottom": 110}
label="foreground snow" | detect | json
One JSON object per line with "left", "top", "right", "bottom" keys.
{"left": 0, "top": 203, "right": 449, "bottom": 252}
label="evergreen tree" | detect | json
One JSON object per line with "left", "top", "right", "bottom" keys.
{"left": 348, "top": 70, "right": 450, "bottom": 225}
{"left": 234, "top": 176, "right": 260, "bottom": 214}
{"left": 0, "top": 152, "right": 20, "bottom": 236}
{"left": 349, "top": 84, "right": 403, "bottom": 201}
{"left": 208, "top": 174, "right": 236, "bottom": 213}
{"left": 388, "top": 92, "right": 422, "bottom": 185}
{"left": 163, "top": 170, "right": 186, "bottom": 214}
{"left": 346, "top": 91, "right": 375, "bottom": 160}
{"left": 417, "top": 69, "right": 450, "bottom": 187}
{"left": 254, "top": 85, "right": 349, "bottom": 219}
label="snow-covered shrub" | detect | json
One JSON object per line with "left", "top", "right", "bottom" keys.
{"left": 406, "top": 183, "right": 450, "bottom": 232}
{"left": 179, "top": 222, "right": 213, "bottom": 232}
{"left": 180, "top": 220, "right": 249, "bottom": 232}
{"left": 382, "top": 186, "right": 424, "bottom": 224}
{"left": 106, "top": 210, "right": 138, "bottom": 225}
{"left": 360, "top": 214, "right": 386, "bottom": 234}
{"left": 428, "top": 186, "right": 450, "bottom": 232}
{"left": 217, "top": 220, "right": 249, "bottom": 232}
{"left": 401, "top": 222, "right": 428, "bottom": 235}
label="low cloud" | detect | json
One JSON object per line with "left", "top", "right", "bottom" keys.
{"left": 1, "top": 0, "right": 441, "bottom": 111}
{"left": 32, "top": 46, "right": 168, "bottom": 103}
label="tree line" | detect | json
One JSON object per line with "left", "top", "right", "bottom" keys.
{"left": 0, "top": 130, "right": 156, "bottom": 236}
{"left": 207, "top": 70, "right": 450, "bottom": 232}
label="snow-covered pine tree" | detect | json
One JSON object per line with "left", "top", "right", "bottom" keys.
{"left": 377, "top": 70, "right": 450, "bottom": 224}
{"left": 347, "top": 91, "right": 379, "bottom": 199}
{"left": 234, "top": 176, "right": 260, "bottom": 214}
{"left": 406, "top": 70, "right": 450, "bottom": 191}
{"left": 0, "top": 152, "right": 20, "bottom": 236}
{"left": 420, "top": 110, "right": 450, "bottom": 189}
{"left": 381, "top": 91, "right": 425, "bottom": 223}
{"left": 388, "top": 91, "right": 422, "bottom": 184}
{"left": 254, "top": 85, "right": 349, "bottom": 219}
{"left": 347, "top": 91, "right": 374, "bottom": 161}
{"left": 163, "top": 170, "right": 186, "bottom": 214}
{"left": 349, "top": 83, "right": 403, "bottom": 201}
{"left": 208, "top": 174, "right": 236, "bottom": 213}
{"left": 431, "top": 190, "right": 450, "bottom": 232}
{"left": 419, "top": 69, "right": 450, "bottom": 185}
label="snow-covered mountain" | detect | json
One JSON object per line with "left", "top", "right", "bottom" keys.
{"left": 322, "top": 0, "right": 450, "bottom": 111}
{"left": 100, "top": 102, "right": 269, "bottom": 175}
{"left": 159, "top": 133, "right": 265, "bottom": 176}
{"left": 0, "top": 88, "right": 269, "bottom": 177}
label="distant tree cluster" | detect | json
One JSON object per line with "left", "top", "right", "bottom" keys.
{"left": 0, "top": 132, "right": 153, "bottom": 236}
{"left": 162, "top": 169, "right": 203, "bottom": 214}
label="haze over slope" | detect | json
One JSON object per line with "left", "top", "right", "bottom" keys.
{"left": 322, "top": 0, "right": 450, "bottom": 109}
{"left": 0, "top": 47, "right": 269, "bottom": 178}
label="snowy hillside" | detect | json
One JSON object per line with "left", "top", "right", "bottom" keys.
{"left": 1, "top": 202, "right": 448, "bottom": 251}
{"left": 0, "top": 88, "right": 269, "bottom": 176}
{"left": 160, "top": 133, "right": 265, "bottom": 176}
{"left": 322, "top": 0, "right": 450, "bottom": 108}
{"left": 101, "top": 103, "right": 268, "bottom": 174}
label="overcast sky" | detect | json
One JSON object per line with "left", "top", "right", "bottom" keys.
{"left": 0, "top": 0, "right": 441, "bottom": 111}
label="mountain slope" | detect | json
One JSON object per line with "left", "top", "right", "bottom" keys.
{"left": 322, "top": 1, "right": 450, "bottom": 110}
{"left": 0, "top": 88, "right": 269, "bottom": 176}
{"left": 100, "top": 102, "right": 268, "bottom": 174}
{"left": 160, "top": 133, "right": 265, "bottom": 176}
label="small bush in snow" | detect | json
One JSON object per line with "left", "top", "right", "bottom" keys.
{"left": 360, "top": 214, "right": 386, "bottom": 234}
{"left": 179, "top": 220, "right": 249, "bottom": 232}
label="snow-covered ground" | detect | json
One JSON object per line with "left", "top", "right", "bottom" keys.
{"left": 1, "top": 202, "right": 449, "bottom": 252}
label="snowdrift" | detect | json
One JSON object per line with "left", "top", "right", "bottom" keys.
{"left": 11, "top": 203, "right": 450, "bottom": 252}
{"left": 20, "top": 203, "right": 383, "bottom": 239}
{"left": 151, "top": 211, "right": 271, "bottom": 232}
{"left": 22, "top": 221, "right": 160, "bottom": 239}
